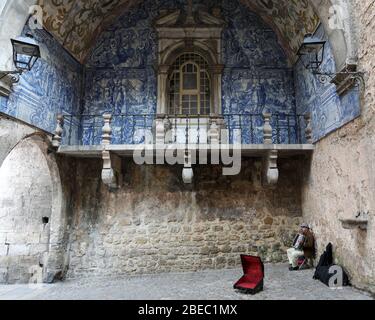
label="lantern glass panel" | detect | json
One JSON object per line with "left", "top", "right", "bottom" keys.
{"left": 11, "top": 39, "right": 41, "bottom": 71}
{"left": 297, "top": 40, "right": 325, "bottom": 71}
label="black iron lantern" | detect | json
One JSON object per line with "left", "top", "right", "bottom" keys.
{"left": 297, "top": 34, "right": 326, "bottom": 71}
{"left": 297, "top": 33, "right": 365, "bottom": 92}
{"left": 11, "top": 33, "right": 41, "bottom": 72}
{"left": 0, "top": 33, "right": 40, "bottom": 84}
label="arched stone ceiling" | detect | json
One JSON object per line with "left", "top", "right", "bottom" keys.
{"left": 38, "top": 0, "right": 320, "bottom": 63}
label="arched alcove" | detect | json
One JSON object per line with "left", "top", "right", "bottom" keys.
{"left": 0, "top": 134, "right": 66, "bottom": 284}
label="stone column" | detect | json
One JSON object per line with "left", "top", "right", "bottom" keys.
{"left": 210, "top": 65, "right": 224, "bottom": 115}
{"left": 157, "top": 65, "right": 170, "bottom": 114}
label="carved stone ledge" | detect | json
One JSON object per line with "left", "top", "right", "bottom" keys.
{"left": 101, "top": 150, "right": 122, "bottom": 190}
{"left": 340, "top": 219, "right": 368, "bottom": 231}
{"left": 262, "top": 150, "right": 279, "bottom": 187}
{"left": 340, "top": 212, "right": 369, "bottom": 231}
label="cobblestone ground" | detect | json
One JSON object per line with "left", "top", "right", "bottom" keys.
{"left": 0, "top": 264, "right": 373, "bottom": 300}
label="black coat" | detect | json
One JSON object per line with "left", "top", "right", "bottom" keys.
{"left": 313, "top": 243, "right": 350, "bottom": 287}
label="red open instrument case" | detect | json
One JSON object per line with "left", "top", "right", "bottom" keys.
{"left": 234, "top": 255, "right": 265, "bottom": 295}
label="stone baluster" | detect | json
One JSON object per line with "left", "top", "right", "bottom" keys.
{"left": 163, "top": 115, "right": 172, "bottom": 144}
{"left": 52, "top": 114, "right": 64, "bottom": 148}
{"left": 263, "top": 112, "right": 273, "bottom": 144}
{"left": 208, "top": 117, "right": 220, "bottom": 145}
{"left": 262, "top": 112, "right": 279, "bottom": 186}
{"left": 101, "top": 113, "right": 122, "bottom": 189}
{"left": 304, "top": 113, "right": 313, "bottom": 144}
{"left": 155, "top": 114, "right": 166, "bottom": 144}
{"left": 102, "top": 114, "right": 112, "bottom": 146}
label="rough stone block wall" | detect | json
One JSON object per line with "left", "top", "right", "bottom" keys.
{"left": 0, "top": 138, "right": 52, "bottom": 284}
{"left": 66, "top": 158, "right": 303, "bottom": 279}
{"left": 301, "top": 0, "right": 375, "bottom": 293}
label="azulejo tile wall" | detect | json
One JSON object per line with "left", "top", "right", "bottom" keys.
{"left": 83, "top": 0, "right": 296, "bottom": 144}
{"left": 294, "top": 24, "right": 361, "bottom": 141}
{"left": 0, "top": 25, "right": 82, "bottom": 134}
{"left": 0, "top": 1, "right": 361, "bottom": 145}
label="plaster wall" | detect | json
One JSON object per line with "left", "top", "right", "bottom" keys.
{"left": 301, "top": 0, "right": 375, "bottom": 293}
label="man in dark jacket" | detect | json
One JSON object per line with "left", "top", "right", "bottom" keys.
{"left": 287, "top": 223, "right": 315, "bottom": 271}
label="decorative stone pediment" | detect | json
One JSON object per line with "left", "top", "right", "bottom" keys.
{"left": 198, "top": 10, "right": 226, "bottom": 27}
{"left": 155, "top": 2, "right": 226, "bottom": 116}
{"left": 155, "top": 7, "right": 225, "bottom": 29}
{"left": 155, "top": 2, "right": 226, "bottom": 65}
{"left": 155, "top": 10, "right": 181, "bottom": 27}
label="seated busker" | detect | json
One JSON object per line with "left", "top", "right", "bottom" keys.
{"left": 287, "top": 223, "right": 315, "bottom": 271}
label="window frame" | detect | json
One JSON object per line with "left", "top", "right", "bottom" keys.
{"left": 168, "top": 53, "right": 212, "bottom": 116}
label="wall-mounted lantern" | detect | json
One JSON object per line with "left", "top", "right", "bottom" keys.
{"left": 0, "top": 33, "right": 41, "bottom": 84}
{"left": 297, "top": 34, "right": 326, "bottom": 70}
{"left": 297, "top": 33, "right": 364, "bottom": 94}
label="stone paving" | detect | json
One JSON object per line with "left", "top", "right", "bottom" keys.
{"left": 0, "top": 264, "right": 373, "bottom": 300}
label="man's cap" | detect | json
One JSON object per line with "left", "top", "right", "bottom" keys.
{"left": 301, "top": 223, "right": 310, "bottom": 229}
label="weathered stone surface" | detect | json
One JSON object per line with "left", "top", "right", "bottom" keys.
{"left": 301, "top": 0, "right": 375, "bottom": 293}
{"left": 0, "top": 116, "right": 44, "bottom": 167}
{"left": 64, "top": 158, "right": 303, "bottom": 279}
{"left": 0, "top": 137, "right": 53, "bottom": 284}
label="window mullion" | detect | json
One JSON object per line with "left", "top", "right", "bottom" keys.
{"left": 197, "top": 65, "right": 201, "bottom": 115}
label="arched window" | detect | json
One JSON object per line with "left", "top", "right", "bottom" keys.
{"left": 169, "top": 53, "right": 211, "bottom": 115}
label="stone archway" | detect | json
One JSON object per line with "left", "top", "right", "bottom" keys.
{"left": 0, "top": 134, "right": 66, "bottom": 284}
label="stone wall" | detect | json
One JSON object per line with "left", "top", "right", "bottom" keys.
{"left": 0, "top": 114, "right": 46, "bottom": 166}
{"left": 66, "top": 158, "right": 303, "bottom": 279}
{"left": 301, "top": 0, "right": 375, "bottom": 293}
{"left": 0, "top": 137, "right": 52, "bottom": 284}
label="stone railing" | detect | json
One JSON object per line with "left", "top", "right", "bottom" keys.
{"left": 52, "top": 112, "right": 313, "bottom": 148}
